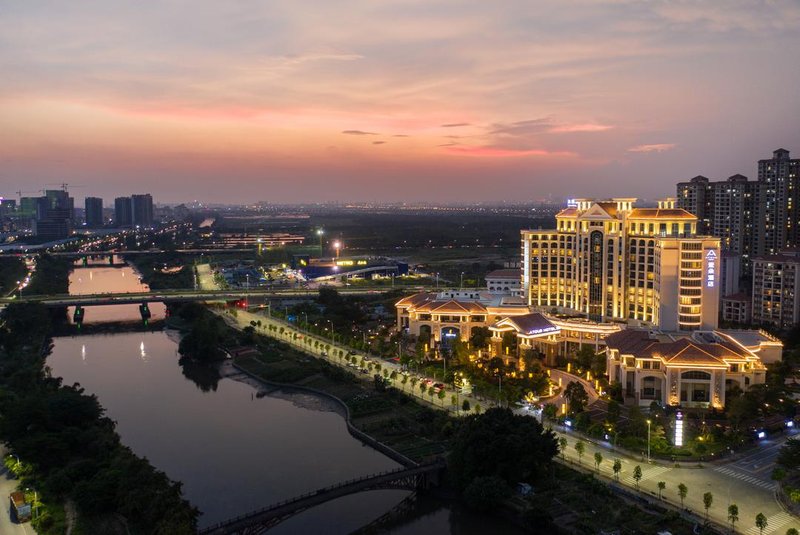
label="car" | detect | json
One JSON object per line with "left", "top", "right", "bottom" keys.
{"left": 348, "top": 350, "right": 357, "bottom": 356}
{"left": 321, "top": 351, "right": 328, "bottom": 357}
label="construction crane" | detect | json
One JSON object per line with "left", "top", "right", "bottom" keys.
{"left": 46, "top": 183, "right": 85, "bottom": 192}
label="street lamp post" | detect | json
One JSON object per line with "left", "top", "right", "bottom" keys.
{"left": 460, "top": 272, "right": 464, "bottom": 289}
{"left": 435, "top": 272, "right": 439, "bottom": 288}
{"left": 316, "top": 229, "right": 324, "bottom": 256}
{"left": 646, "top": 419, "right": 651, "bottom": 463}
{"left": 326, "top": 319, "right": 335, "bottom": 343}
{"left": 333, "top": 240, "right": 341, "bottom": 259}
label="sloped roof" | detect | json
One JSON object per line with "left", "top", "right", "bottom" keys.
{"left": 556, "top": 207, "right": 578, "bottom": 217}
{"left": 486, "top": 268, "right": 521, "bottom": 279}
{"left": 627, "top": 208, "right": 696, "bottom": 220}
{"left": 395, "top": 292, "right": 435, "bottom": 308}
{"left": 595, "top": 202, "right": 619, "bottom": 218}
{"left": 507, "top": 313, "right": 558, "bottom": 334}
{"left": 606, "top": 330, "right": 751, "bottom": 365}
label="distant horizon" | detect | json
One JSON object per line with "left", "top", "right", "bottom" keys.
{"left": 2, "top": 2, "right": 798, "bottom": 203}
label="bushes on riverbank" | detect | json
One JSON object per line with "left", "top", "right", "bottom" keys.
{"left": 0, "top": 256, "right": 26, "bottom": 295}
{"left": 126, "top": 254, "right": 194, "bottom": 290}
{"left": 0, "top": 303, "right": 199, "bottom": 534}
{"left": 25, "top": 253, "right": 71, "bottom": 295}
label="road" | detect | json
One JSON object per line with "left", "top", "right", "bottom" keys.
{"left": 0, "top": 446, "right": 33, "bottom": 535}
{"left": 555, "top": 426, "right": 799, "bottom": 534}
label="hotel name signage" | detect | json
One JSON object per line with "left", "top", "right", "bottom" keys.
{"left": 705, "top": 249, "right": 717, "bottom": 288}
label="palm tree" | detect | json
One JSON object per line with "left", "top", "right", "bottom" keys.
{"left": 755, "top": 513, "right": 767, "bottom": 535}
{"left": 594, "top": 452, "right": 603, "bottom": 472}
{"left": 612, "top": 459, "right": 622, "bottom": 481}
{"left": 632, "top": 465, "right": 642, "bottom": 490}
{"left": 657, "top": 481, "right": 666, "bottom": 499}
{"left": 727, "top": 504, "right": 738, "bottom": 532}
{"left": 559, "top": 437, "right": 568, "bottom": 460}
{"left": 703, "top": 492, "right": 713, "bottom": 521}
{"left": 678, "top": 483, "right": 688, "bottom": 507}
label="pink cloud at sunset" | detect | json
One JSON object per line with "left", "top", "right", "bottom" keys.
{"left": 0, "top": 0, "right": 798, "bottom": 203}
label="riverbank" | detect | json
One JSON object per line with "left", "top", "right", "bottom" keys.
{"left": 0, "top": 303, "right": 200, "bottom": 535}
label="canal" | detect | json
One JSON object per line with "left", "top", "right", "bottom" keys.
{"left": 48, "top": 260, "right": 521, "bottom": 533}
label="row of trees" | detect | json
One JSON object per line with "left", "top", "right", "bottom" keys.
{"left": 558, "top": 435, "right": 775, "bottom": 534}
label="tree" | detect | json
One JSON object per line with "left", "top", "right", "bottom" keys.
{"left": 778, "top": 439, "right": 800, "bottom": 470}
{"left": 657, "top": 481, "right": 666, "bottom": 499}
{"left": 564, "top": 381, "right": 589, "bottom": 414}
{"left": 755, "top": 513, "right": 767, "bottom": 535}
{"left": 606, "top": 400, "right": 621, "bottom": 425}
{"left": 438, "top": 389, "right": 446, "bottom": 406}
{"left": 576, "top": 344, "right": 595, "bottom": 370}
{"left": 678, "top": 483, "right": 688, "bottom": 507}
{"left": 703, "top": 492, "right": 713, "bottom": 521}
{"left": 463, "top": 475, "right": 510, "bottom": 512}
{"left": 594, "top": 452, "right": 603, "bottom": 472}
{"left": 612, "top": 459, "right": 622, "bottom": 481}
{"left": 575, "top": 440, "right": 585, "bottom": 465}
{"left": 448, "top": 408, "right": 559, "bottom": 490}
{"left": 786, "top": 528, "right": 799, "bottom": 535}
{"left": 727, "top": 504, "right": 739, "bottom": 532}
{"left": 462, "top": 399, "right": 471, "bottom": 413}
{"left": 632, "top": 465, "right": 642, "bottom": 489}
{"left": 474, "top": 403, "right": 481, "bottom": 414}
{"left": 469, "top": 327, "right": 491, "bottom": 349}
{"left": 558, "top": 437, "right": 568, "bottom": 460}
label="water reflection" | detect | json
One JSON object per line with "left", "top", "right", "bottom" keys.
{"left": 179, "top": 357, "right": 221, "bottom": 393}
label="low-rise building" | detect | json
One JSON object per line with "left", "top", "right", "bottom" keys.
{"left": 606, "top": 329, "right": 768, "bottom": 409}
{"left": 485, "top": 268, "right": 522, "bottom": 296}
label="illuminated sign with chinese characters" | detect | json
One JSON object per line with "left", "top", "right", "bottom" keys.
{"left": 674, "top": 411, "right": 684, "bottom": 447}
{"left": 705, "top": 249, "right": 717, "bottom": 288}
{"left": 566, "top": 198, "right": 578, "bottom": 208}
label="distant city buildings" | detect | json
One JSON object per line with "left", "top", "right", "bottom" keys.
{"left": 84, "top": 197, "right": 104, "bottom": 228}
{"left": 132, "top": 194, "right": 154, "bottom": 227}
{"left": 32, "top": 189, "right": 74, "bottom": 240}
{"left": 114, "top": 194, "right": 154, "bottom": 227}
{"left": 114, "top": 196, "right": 133, "bottom": 227}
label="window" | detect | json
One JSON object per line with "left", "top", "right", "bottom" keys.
{"left": 681, "top": 370, "right": 711, "bottom": 380}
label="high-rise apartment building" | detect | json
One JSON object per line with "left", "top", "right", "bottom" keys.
{"left": 757, "top": 148, "right": 799, "bottom": 256}
{"left": 751, "top": 249, "right": 800, "bottom": 328}
{"left": 114, "top": 197, "right": 133, "bottom": 227}
{"left": 677, "top": 174, "right": 763, "bottom": 265}
{"left": 33, "top": 189, "right": 74, "bottom": 240}
{"left": 676, "top": 175, "right": 712, "bottom": 233}
{"left": 84, "top": 197, "right": 103, "bottom": 228}
{"left": 131, "top": 194, "right": 154, "bottom": 227}
{"left": 521, "top": 198, "right": 720, "bottom": 332}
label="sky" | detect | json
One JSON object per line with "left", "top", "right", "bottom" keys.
{"left": 1, "top": 1, "right": 799, "bottom": 205}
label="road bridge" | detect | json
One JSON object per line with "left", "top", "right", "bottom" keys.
{"left": 0, "top": 287, "right": 411, "bottom": 307}
{"left": 198, "top": 461, "right": 445, "bottom": 535}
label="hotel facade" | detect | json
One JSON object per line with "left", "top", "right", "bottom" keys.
{"left": 521, "top": 198, "right": 720, "bottom": 332}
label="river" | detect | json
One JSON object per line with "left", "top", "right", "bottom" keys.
{"left": 47, "top": 261, "right": 522, "bottom": 533}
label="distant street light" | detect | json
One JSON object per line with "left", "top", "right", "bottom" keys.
{"left": 460, "top": 272, "right": 465, "bottom": 289}
{"left": 316, "top": 228, "right": 324, "bottom": 256}
{"left": 333, "top": 240, "right": 341, "bottom": 258}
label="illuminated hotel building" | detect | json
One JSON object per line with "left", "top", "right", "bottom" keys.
{"left": 521, "top": 198, "right": 720, "bottom": 332}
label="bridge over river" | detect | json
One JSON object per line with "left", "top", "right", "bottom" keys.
{"left": 0, "top": 286, "right": 427, "bottom": 307}
{"left": 198, "top": 460, "right": 445, "bottom": 535}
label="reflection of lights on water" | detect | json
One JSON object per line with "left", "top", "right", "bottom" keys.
{"left": 81, "top": 344, "right": 86, "bottom": 361}
{"left": 140, "top": 341, "right": 147, "bottom": 361}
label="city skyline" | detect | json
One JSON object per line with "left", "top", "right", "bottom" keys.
{"left": 1, "top": 1, "right": 799, "bottom": 203}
